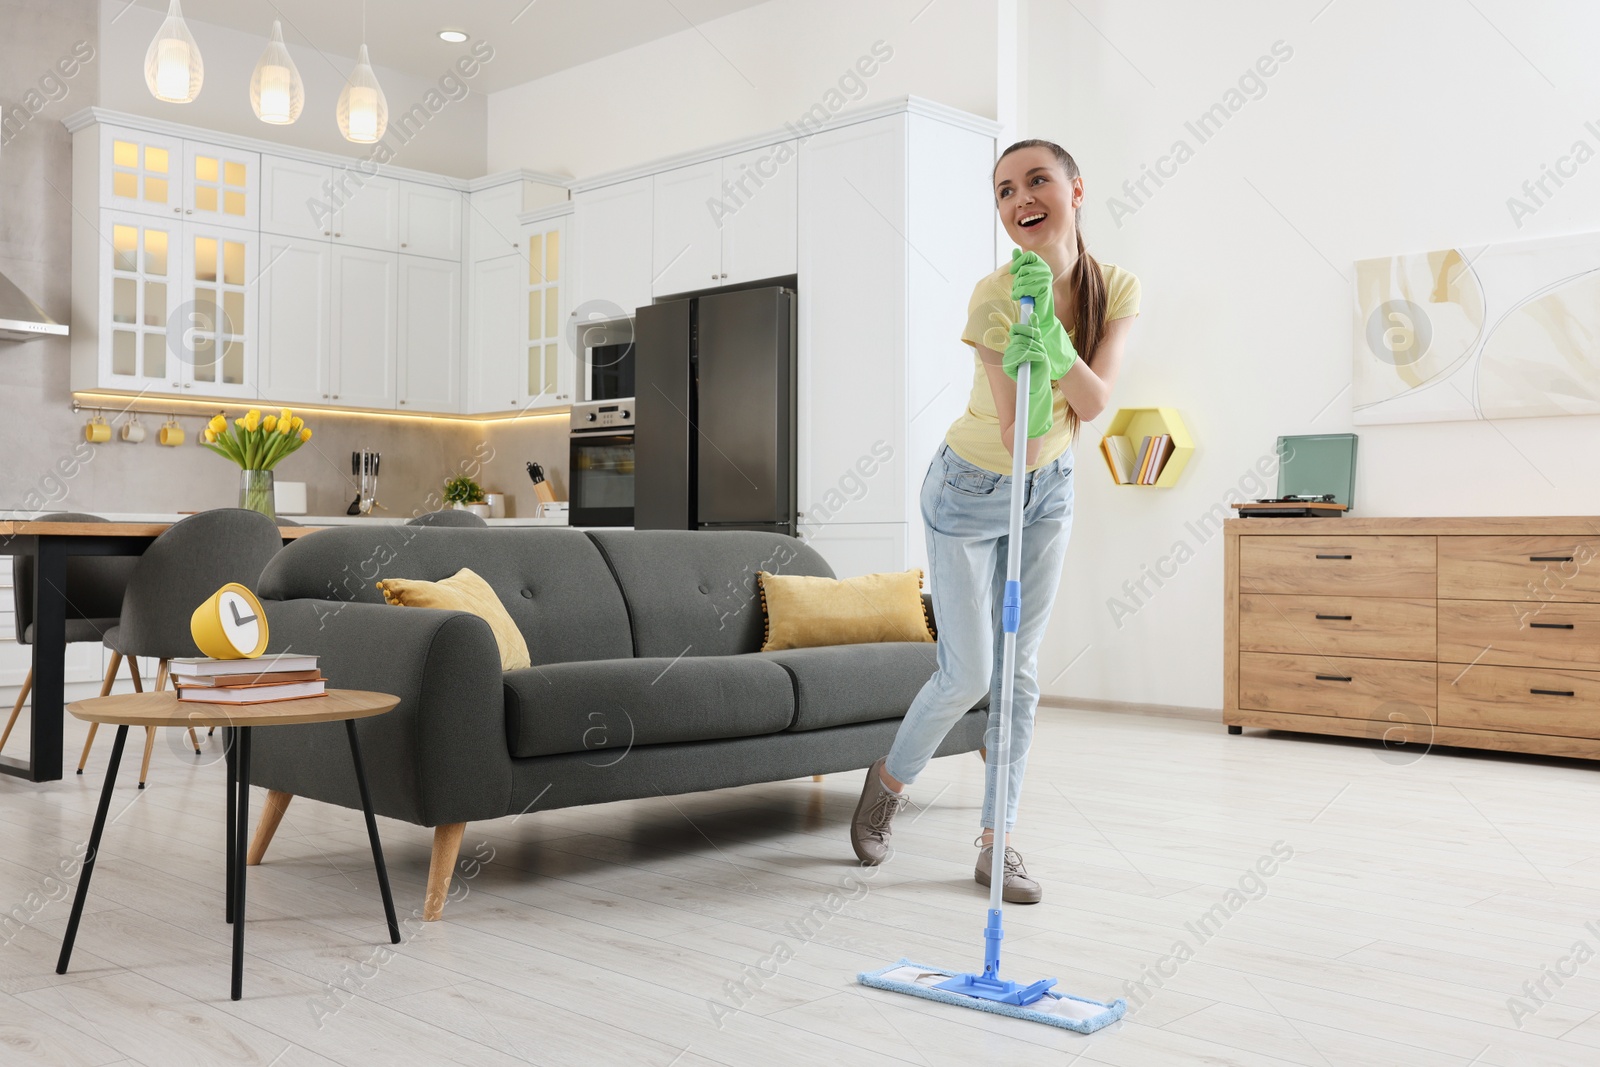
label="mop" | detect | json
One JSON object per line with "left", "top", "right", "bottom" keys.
{"left": 857, "top": 296, "right": 1126, "bottom": 1034}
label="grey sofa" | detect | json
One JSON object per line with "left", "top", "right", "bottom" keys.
{"left": 250, "top": 527, "right": 984, "bottom": 919}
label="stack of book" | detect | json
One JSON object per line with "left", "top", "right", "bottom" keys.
{"left": 1102, "top": 433, "right": 1176, "bottom": 485}
{"left": 171, "top": 654, "right": 324, "bottom": 704}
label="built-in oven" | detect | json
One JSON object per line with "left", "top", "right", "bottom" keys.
{"left": 568, "top": 400, "right": 635, "bottom": 527}
{"left": 574, "top": 315, "right": 636, "bottom": 402}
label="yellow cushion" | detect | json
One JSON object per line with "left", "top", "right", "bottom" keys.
{"left": 756, "top": 569, "right": 935, "bottom": 652}
{"left": 375, "top": 568, "right": 531, "bottom": 671}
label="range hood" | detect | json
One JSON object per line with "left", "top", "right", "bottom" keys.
{"left": 0, "top": 270, "right": 67, "bottom": 342}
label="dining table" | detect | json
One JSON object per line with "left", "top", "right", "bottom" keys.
{"left": 0, "top": 519, "right": 316, "bottom": 783}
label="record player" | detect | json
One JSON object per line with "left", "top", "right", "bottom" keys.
{"left": 1230, "top": 434, "right": 1357, "bottom": 518}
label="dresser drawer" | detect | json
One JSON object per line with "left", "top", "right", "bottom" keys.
{"left": 1240, "top": 652, "right": 1435, "bottom": 721}
{"left": 1239, "top": 594, "right": 1436, "bottom": 660}
{"left": 1439, "top": 599, "right": 1600, "bottom": 670}
{"left": 1439, "top": 536, "right": 1600, "bottom": 602}
{"left": 1439, "top": 662, "right": 1600, "bottom": 738}
{"left": 1239, "top": 535, "right": 1435, "bottom": 597}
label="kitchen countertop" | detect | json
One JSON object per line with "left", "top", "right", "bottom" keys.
{"left": 0, "top": 510, "right": 569, "bottom": 527}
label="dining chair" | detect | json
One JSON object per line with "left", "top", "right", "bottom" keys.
{"left": 1, "top": 513, "right": 137, "bottom": 757}
{"left": 81, "top": 509, "right": 284, "bottom": 787}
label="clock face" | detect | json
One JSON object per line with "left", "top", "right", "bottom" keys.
{"left": 218, "top": 589, "right": 262, "bottom": 655}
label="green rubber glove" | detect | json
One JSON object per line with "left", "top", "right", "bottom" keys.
{"left": 1005, "top": 250, "right": 1079, "bottom": 437}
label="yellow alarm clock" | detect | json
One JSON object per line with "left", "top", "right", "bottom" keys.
{"left": 190, "top": 583, "right": 270, "bottom": 659}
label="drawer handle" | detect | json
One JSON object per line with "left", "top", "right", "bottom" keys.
{"left": 1314, "top": 554, "right": 1352, "bottom": 560}
{"left": 1531, "top": 687, "right": 1575, "bottom": 697}
{"left": 1314, "top": 613, "right": 1353, "bottom": 621}
{"left": 1530, "top": 555, "right": 1574, "bottom": 562}
{"left": 1530, "top": 622, "right": 1575, "bottom": 629}
{"left": 1315, "top": 673, "right": 1352, "bottom": 682}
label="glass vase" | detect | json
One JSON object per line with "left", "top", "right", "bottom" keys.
{"left": 239, "top": 469, "right": 276, "bottom": 520}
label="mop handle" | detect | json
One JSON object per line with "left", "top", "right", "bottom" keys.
{"left": 985, "top": 295, "right": 1033, "bottom": 927}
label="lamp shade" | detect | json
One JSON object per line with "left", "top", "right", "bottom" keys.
{"left": 337, "top": 44, "right": 388, "bottom": 144}
{"left": 250, "top": 20, "right": 303, "bottom": 125}
{"left": 144, "top": 0, "right": 203, "bottom": 104}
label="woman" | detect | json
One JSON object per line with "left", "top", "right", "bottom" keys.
{"left": 849, "top": 139, "right": 1140, "bottom": 903}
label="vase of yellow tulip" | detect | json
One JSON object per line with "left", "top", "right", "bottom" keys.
{"left": 203, "top": 409, "right": 313, "bottom": 520}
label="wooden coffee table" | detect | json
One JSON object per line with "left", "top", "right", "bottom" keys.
{"left": 55, "top": 689, "right": 401, "bottom": 1000}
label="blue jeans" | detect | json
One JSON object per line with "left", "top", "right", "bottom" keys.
{"left": 884, "top": 444, "right": 1074, "bottom": 832}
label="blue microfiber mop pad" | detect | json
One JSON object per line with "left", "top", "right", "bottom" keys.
{"left": 857, "top": 959, "right": 1126, "bottom": 1035}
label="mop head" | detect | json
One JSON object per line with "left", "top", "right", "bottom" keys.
{"left": 857, "top": 960, "right": 1126, "bottom": 1034}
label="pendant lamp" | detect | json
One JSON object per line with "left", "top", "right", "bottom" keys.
{"left": 251, "top": 20, "right": 304, "bottom": 125}
{"left": 145, "top": 0, "right": 203, "bottom": 103}
{"left": 338, "top": 4, "right": 387, "bottom": 144}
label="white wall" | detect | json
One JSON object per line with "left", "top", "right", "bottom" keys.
{"left": 1026, "top": 0, "right": 1600, "bottom": 710}
{"left": 487, "top": 0, "right": 999, "bottom": 178}
{"left": 97, "top": 0, "right": 488, "bottom": 177}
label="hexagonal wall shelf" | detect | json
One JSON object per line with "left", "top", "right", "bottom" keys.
{"left": 1099, "top": 407, "right": 1192, "bottom": 487}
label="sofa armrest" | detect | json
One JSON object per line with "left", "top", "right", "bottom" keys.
{"left": 249, "top": 600, "right": 512, "bottom": 827}
{"left": 922, "top": 591, "right": 937, "bottom": 638}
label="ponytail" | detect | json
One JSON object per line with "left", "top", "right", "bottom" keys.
{"left": 996, "top": 139, "right": 1108, "bottom": 442}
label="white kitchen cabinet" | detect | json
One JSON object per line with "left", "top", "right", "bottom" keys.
{"left": 334, "top": 175, "right": 400, "bottom": 251}
{"left": 178, "top": 220, "right": 257, "bottom": 398}
{"left": 650, "top": 141, "right": 798, "bottom": 298}
{"left": 330, "top": 246, "right": 398, "bottom": 410}
{"left": 522, "top": 216, "right": 574, "bottom": 407}
{"left": 98, "top": 126, "right": 258, "bottom": 228}
{"left": 652, "top": 160, "right": 723, "bottom": 296}
{"left": 797, "top": 110, "right": 996, "bottom": 577}
{"left": 572, "top": 175, "right": 653, "bottom": 317}
{"left": 90, "top": 211, "right": 256, "bottom": 398}
{"left": 257, "top": 235, "right": 332, "bottom": 405}
{"left": 466, "top": 254, "right": 522, "bottom": 413}
{"left": 469, "top": 182, "right": 525, "bottom": 261}
{"left": 183, "top": 141, "right": 259, "bottom": 229}
{"left": 398, "top": 256, "right": 461, "bottom": 412}
{"left": 720, "top": 141, "right": 798, "bottom": 285}
{"left": 260, "top": 155, "right": 332, "bottom": 240}
{"left": 400, "top": 183, "right": 463, "bottom": 260}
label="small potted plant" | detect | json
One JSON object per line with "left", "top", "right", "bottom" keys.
{"left": 443, "top": 475, "right": 490, "bottom": 517}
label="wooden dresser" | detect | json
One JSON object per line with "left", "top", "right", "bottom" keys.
{"left": 1224, "top": 516, "right": 1600, "bottom": 759}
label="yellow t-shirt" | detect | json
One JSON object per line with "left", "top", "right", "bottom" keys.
{"left": 945, "top": 262, "right": 1140, "bottom": 474}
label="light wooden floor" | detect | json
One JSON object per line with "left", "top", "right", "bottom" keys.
{"left": 2, "top": 705, "right": 1599, "bottom": 1065}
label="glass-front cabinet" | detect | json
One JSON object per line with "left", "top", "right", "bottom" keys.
{"left": 101, "top": 125, "right": 258, "bottom": 229}
{"left": 523, "top": 217, "right": 573, "bottom": 408}
{"left": 97, "top": 210, "right": 255, "bottom": 397}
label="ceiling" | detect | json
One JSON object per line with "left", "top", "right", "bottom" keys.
{"left": 167, "top": 0, "right": 775, "bottom": 94}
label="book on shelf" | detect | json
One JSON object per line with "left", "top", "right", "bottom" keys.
{"left": 177, "top": 679, "right": 327, "bottom": 704}
{"left": 1103, "top": 431, "right": 1178, "bottom": 485}
{"left": 1102, "top": 435, "right": 1139, "bottom": 484}
{"left": 170, "top": 653, "right": 319, "bottom": 676}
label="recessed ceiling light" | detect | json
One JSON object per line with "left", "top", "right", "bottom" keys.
{"left": 437, "top": 29, "right": 468, "bottom": 43}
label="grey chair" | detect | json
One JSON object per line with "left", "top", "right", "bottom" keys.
{"left": 80, "top": 509, "right": 285, "bottom": 787}
{"left": 406, "top": 509, "right": 488, "bottom": 528}
{"left": 1, "top": 514, "right": 137, "bottom": 756}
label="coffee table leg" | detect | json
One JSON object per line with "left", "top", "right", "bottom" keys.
{"left": 225, "top": 725, "right": 236, "bottom": 924}
{"left": 231, "top": 726, "right": 251, "bottom": 1001}
{"left": 57, "top": 724, "right": 129, "bottom": 974}
{"left": 345, "top": 719, "right": 400, "bottom": 944}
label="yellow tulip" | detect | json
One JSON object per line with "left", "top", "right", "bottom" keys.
{"left": 290, "top": 416, "right": 304, "bottom": 432}
{"left": 263, "top": 415, "right": 278, "bottom": 433}
{"left": 234, "top": 417, "right": 247, "bottom": 431}
{"left": 204, "top": 428, "right": 217, "bottom": 443}
{"left": 279, "top": 408, "right": 292, "bottom": 424}
{"left": 299, "top": 427, "right": 313, "bottom": 442}
{"left": 279, "top": 415, "right": 293, "bottom": 435}
{"left": 209, "top": 414, "right": 227, "bottom": 433}
{"left": 243, "top": 409, "right": 261, "bottom": 433}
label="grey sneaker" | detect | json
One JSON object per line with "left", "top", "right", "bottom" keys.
{"left": 851, "top": 758, "right": 907, "bottom": 866}
{"left": 974, "top": 838, "right": 1042, "bottom": 904}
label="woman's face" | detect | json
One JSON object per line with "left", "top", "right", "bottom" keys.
{"left": 994, "top": 146, "right": 1082, "bottom": 252}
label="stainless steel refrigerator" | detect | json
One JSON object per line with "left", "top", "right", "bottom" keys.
{"left": 634, "top": 286, "right": 797, "bottom": 533}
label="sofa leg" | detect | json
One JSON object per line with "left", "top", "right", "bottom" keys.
{"left": 424, "top": 823, "right": 467, "bottom": 922}
{"left": 248, "top": 790, "right": 293, "bottom": 866}
{"left": 812, "top": 775, "right": 824, "bottom": 782}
